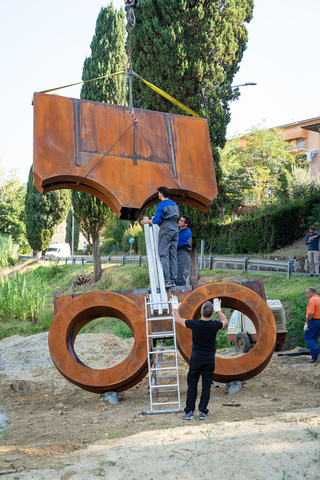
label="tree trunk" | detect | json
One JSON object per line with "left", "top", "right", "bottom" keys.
{"left": 92, "top": 233, "right": 102, "bottom": 282}
{"left": 188, "top": 244, "right": 199, "bottom": 286}
{"left": 36, "top": 251, "right": 42, "bottom": 260}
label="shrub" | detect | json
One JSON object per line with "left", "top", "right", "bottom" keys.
{"left": 207, "top": 195, "right": 320, "bottom": 254}
{"left": 0, "top": 235, "right": 19, "bottom": 268}
{"left": 0, "top": 271, "right": 47, "bottom": 322}
{"left": 132, "top": 265, "right": 149, "bottom": 289}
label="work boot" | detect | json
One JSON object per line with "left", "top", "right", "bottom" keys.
{"left": 182, "top": 411, "right": 194, "bottom": 420}
{"left": 309, "top": 357, "right": 320, "bottom": 363}
{"left": 199, "top": 411, "right": 210, "bottom": 420}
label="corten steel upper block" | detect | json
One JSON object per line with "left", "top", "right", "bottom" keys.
{"left": 33, "top": 92, "right": 217, "bottom": 220}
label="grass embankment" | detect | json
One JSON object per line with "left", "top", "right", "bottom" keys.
{"left": 0, "top": 261, "right": 315, "bottom": 349}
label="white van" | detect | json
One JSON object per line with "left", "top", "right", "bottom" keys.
{"left": 45, "top": 243, "right": 71, "bottom": 258}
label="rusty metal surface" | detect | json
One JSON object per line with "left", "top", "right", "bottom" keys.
{"left": 48, "top": 291, "right": 148, "bottom": 393}
{"left": 175, "top": 282, "right": 276, "bottom": 383}
{"left": 33, "top": 93, "right": 217, "bottom": 220}
{"left": 50, "top": 279, "right": 274, "bottom": 393}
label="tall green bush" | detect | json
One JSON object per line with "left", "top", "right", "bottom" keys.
{"left": 0, "top": 271, "right": 47, "bottom": 322}
{"left": 0, "top": 235, "right": 19, "bottom": 267}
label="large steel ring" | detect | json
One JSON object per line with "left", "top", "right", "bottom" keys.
{"left": 48, "top": 291, "right": 148, "bottom": 393}
{"left": 176, "top": 282, "right": 276, "bottom": 383}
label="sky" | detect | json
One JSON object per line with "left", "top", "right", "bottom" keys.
{"left": 1, "top": 0, "right": 320, "bottom": 184}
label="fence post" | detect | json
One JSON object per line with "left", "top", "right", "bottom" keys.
{"left": 82, "top": 257, "right": 84, "bottom": 266}
{"left": 139, "top": 255, "right": 142, "bottom": 266}
{"left": 200, "top": 240, "right": 204, "bottom": 270}
{"left": 122, "top": 255, "right": 125, "bottom": 265}
{"left": 108, "top": 255, "right": 111, "bottom": 264}
{"left": 244, "top": 257, "right": 248, "bottom": 272}
{"left": 287, "top": 260, "right": 292, "bottom": 280}
{"left": 65, "top": 258, "right": 67, "bottom": 265}
{"left": 209, "top": 256, "right": 213, "bottom": 270}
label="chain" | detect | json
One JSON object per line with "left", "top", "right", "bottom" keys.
{"left": 124, "top": 1, "right": 138, "bottom": 123}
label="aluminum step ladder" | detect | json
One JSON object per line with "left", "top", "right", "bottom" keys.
{"left": 141, "top": 221, "right": 183, "bottom": 415}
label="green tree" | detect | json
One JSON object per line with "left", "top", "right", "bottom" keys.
{"left": 0, "top": 160, "right": 26, "bottom": 245}
{"left": 132, "top": 1, "right": 253, "bottom": 281}
{"left": 71, "top": 191, "right": 112, "bottom": 281}
{"left": 78, "top": 3, "right": 127, "bottom": 278}
{"left": 65, "top": 209, "right": 80, "bottom": 252}
{"left": 25, "top": 167, "right": 70, "bottom": 256}
{"left": 220, "top": 125, "right": 295, "bottom": 209}
{"left": 81, "top": 3, "right": 127, "bottom": 104}
{"left": 132, "top": 0, "right": 253, "bottom": 190}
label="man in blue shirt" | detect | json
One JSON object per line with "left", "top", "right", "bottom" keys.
{"left": 305, "top": 226, "right": 320, "bottom": 277}
{"left": 172, "top": 297, "right": 228, "bottom": 420}
{"left": 177, "top": 215, "right": 192, "bottom": 286}
{"left": 141, "top": 186, "right": 179, "bottom": 287}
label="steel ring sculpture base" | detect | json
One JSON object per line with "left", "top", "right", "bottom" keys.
{"left": 48, "top": 291, "right": 148, "bottom": 393}
{"left": 176, "top": 282, "right": 276, "bottom": 383}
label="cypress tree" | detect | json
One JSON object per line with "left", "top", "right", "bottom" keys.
{"left": 131, "top": 1, "right": 253, "bottom": 280}
{"left": 81, "top": 3, "right": 127, "bottom": 104}
{"left": 71, "top": 191, "right": 112, "bottom": 282}
{"left": 77, "top": 3, "right": 127, "bottom": 281}
{"left": 65, "top": 209, "right": 80, "bottom": 252}
{"left": 25, "top": 167, "right": 70, "bottom": 256}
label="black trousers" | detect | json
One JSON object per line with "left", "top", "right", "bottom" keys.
{"left": 185, "top": 357, "right": 215, "bottom": 414}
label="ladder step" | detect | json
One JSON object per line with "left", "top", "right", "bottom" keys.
{"left": 150, "top": 349, "right": 175, "bottom": 354}
{"left": 154, "top": 360, "right": 176, "bottom": 364}
{"left": 148, "top": 333, "right": 174, "bottom": 338}
{"left": 154, "top": 375, "right": 177, "bottom": 379}
{"left": 151, "top": 401, "right": 180, "bottom": 406}
{"left": 153, "top": 389, "right": 179, "bottom": 394}
{"left": 147, "top": 316, "right": 173, "bottom": 321}
{"left": 150, "top": 367, "right": 177, "bottom": 371}
{"left": 151, "top": 384, "right": 178, "bottom": 389}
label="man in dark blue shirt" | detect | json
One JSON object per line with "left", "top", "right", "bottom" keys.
{"left": 177, "top": 215, "right": 192, "bottom": 286}
{"left": 305, "top": 226, "right": 320, "bottom": 277}
{"left": 141, "top": 186, "right": 180, "bottom": 287}
{"left": 172, "top": 297, "right": 228, "bottom": 420}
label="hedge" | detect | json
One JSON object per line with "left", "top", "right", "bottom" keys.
{"left": 206, "top": 196, "right": 320, "bottom": 254}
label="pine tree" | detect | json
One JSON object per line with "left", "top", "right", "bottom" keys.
{"left": 77, "top": 3, "right": 127, "bottom": 281}
{"left": 25, "top": 167, "right": 70, "bottom": 256}
{"left": 81, "top": 4, "right": 127, "bottom": 104}
{"left": 71, "top": 191, "right": 112, "bottom": 282}
{"left": 65, "top": 209, "right": 80, "bottom": 252}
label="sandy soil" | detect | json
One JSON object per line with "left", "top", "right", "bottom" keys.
{"left": 1, "top": 332, "right": 320, "bottom": 479}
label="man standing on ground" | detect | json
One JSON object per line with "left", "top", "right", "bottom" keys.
{"left": 172, "top": 297, "right": 228, "bottom": 420}
{"left": 141, "top": 187, "right": 179, "bottom": 287}
{"left": 305, "top": 226, "right": 320, "bottom": 277}
{"left": 177, "top": 215, "right": 192, "bottom": 286}
{"left": 304, "top": 287, "right": 320, "bottom": 363}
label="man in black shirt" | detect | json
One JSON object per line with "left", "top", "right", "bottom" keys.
{"left": 172, "top": 297, "right": 228, "bottom": 420}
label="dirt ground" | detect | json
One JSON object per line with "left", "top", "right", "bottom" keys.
{"left": 0, "top": 332, "right": 320, "bottom": 479}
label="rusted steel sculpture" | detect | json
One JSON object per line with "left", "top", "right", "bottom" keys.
{"left": 49, "top": 281, "right": 276, "bottom": 393}
{"left": 33, "top": 93, "right": 217, "bottom": 220}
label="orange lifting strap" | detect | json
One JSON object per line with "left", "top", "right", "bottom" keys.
{"left": 32, "top": 92, "right": 217, "bottom": 220}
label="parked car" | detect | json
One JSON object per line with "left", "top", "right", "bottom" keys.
{"left": 227, "top": 299, "right": 287, "bottom": 353}
{"left": 44, "top": 243, "right": 71, "bottom": 259}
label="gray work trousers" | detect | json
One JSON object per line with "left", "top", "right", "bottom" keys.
{"left": 177, "top": 247, "right": 191, "bottom": 286}
{"left": 308, "top": 250, "right": 319, "bottom": 275}
{"left": 158, "top": 228, "right": 178, "bottom": 283}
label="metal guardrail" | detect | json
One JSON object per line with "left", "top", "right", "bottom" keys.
{"left": 199, "top": 255, "right": 295, "bottom": 279}
{"left": 43, "top": 254, "right": 148, "bottom": 266}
